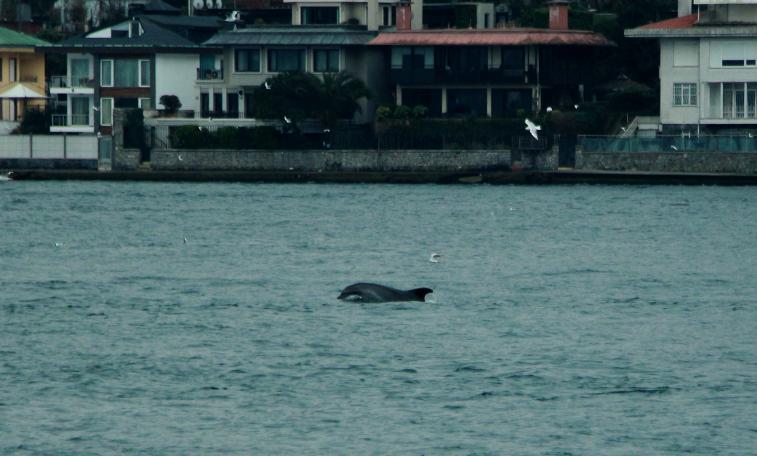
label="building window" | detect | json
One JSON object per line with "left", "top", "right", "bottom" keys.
{"left": 500, "top": 47, "right": 524, "bottom": 70}
{"left": 313, "top": 49, "right": 339, "bottom": 73}
{"left": 139, "top": 59, "right": 150, "bottom": 87}
{"left": 390, "top": 47, "right": 432, "bottom": 69}
{"left": 673, "top": 83, "right": 697, "bottom": 106}
{"left": 9, "top": 58, "right": 16, "bottom": 82}
{"left": 70, "top": 58, "right": 90, "bottom": 86}
{"left": 100, "top": 97, "right": 113, "bottom": 126}
{"left": 382, "top": 6, "right": 396, "bottom": 26}
{"left": 71, "top": 96, "right": 90, "bottom": 125}
{"left": 234, "top": 49, "right": 260, "bottom": 72}
{"left": 139, "top": 98, "right": 151, "bottom": 110}
{"left": 114, "top": 59, "right": 139, "bottom": 87}
{"left": 101, "top": 59, "right": 113, "bottom": 87}
{"left": 301, "top": 7, "right": 339, "bottom": 25}
{"left": 268, "top": 49, "right": 305, "bottom": 72}
{"left": 391, "top": 47, "right": 411, "bottom": 69}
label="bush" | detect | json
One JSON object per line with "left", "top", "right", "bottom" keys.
{"left": 17, "top": 109, "right": 50, "bottom": 134}
{"left": 170, "top": 125, "right": 282, "bottom": 149}
{"left": 160, "top": 95, "right": 182, "bottom": 114}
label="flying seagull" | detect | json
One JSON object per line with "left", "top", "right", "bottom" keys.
{"left": 525, "top": 118, "right": 541, "bottom": 140}
{"left": 264, "top": 81, "right": 272, "bottom": 90}
{"left": 92, "top": 105, "right": 99, "bottom": 111}
{"left": 177, "top": 154, "right": 183, "bottom": 161}
{"left": 429, "top": 253, "right": 441, "bottom": 263}
{"left": 670, "top": 145, "right": 678, "bottom": 151}
{"left": 546, "top": 106, "right": 553, "bottom": 113}
{"left": 284, "top": 116, "right": 292, "bottom": 124}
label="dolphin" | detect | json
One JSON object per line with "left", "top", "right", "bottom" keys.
{"left": 337, "top": 283, "right": 433, "bottom": 303}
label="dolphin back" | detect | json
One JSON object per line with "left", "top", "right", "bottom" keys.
{"left": 338, "top": 283, "right": 432, "bottom": 303}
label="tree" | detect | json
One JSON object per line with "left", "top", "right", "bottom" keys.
{"left": 160, "top": 95, "right": 182, "bottom": 114}
{"left": 1, "top": 0, "right": 17, "bottom": 21}
{"left": 316, "top": 72, "right": 373, "bottom": 128}
{"left": 251, "top": 71, "right": 372, "bottom": 127}
{"left": 69, "top": 0, "right": 87, "bottom": 32}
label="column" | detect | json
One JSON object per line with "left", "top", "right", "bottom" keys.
{"left": 486, "top": 87, "right": 492, "bottom": 117}
{"left": 441, "top": 87, "right": 447, "bottom": 114}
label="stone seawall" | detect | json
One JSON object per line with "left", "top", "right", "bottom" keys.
{"left": 151, "top": 149, "right": 512, "bottom": 172}
{"left": 577, "top": 149, "right": 757, "bottom": 174}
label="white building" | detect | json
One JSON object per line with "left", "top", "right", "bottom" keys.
{"left": 44, "top": 12, "right": 227, "bottom": 134}
{"left": 627, "top": 0, "right": 757, "bottom": 132}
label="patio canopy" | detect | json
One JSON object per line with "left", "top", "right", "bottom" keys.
{"left": 0, "top": 83, "right": 46, "bottom": 99}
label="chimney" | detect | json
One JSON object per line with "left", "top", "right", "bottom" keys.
{"left": 547, "top": 0, "right": 570, "bottom": 30}
{"left": 397, "top": 3, "right": 412, "bottom": 31}
{"left": 678, "top": 0, "right": 692, "bottom": 17}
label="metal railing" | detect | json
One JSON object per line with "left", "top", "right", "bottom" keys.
{"left": 197, "top": 68, "right": 224, "bottom": 80}
{"left": 580, "top": 135, "right": 757, "bottom": 153}
{"left": 51, "top": 114, "right": 90, "bottom": 126}
{"left": 48, "top": 75, "right": 93, "bottom": 88}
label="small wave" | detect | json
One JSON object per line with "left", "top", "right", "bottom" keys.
{"left": 592, "top": 386, "right": 673, "bottom": 396}
{"left": 454, "top": 365, "right": 486, "bottom": 373}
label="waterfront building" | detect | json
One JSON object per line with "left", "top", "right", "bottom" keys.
{"left": 43, "top": 2, "right": 228, "bottom": 134}
{"left": 369, "top": 1, "right": 613, "bottom": 117}
{"left": 0, "top": 27, "right": 48, "bottom": 124}
{"left": 626, "top": 0, "right": 757, "bottom": 133}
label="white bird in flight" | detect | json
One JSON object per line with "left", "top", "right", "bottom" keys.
{"left": 525, "top": 118, "right": 541, "bottom": 140}
{"left": 178, "top": 154, "right": 183, "bottom": 161}
{"left": 429, "top": 253, "right": 441, "bottom": 263}
{"left": 284, "top": 116, "right": 292, "bottom": 124}
{"left": 546, "top": 106, "right": 553, "bottom": 113}
{"left": 670, "top": 145, "right": 678, "bottom": 151}
{"left": 264, "top": 81, "right": 272, "bottom": 90}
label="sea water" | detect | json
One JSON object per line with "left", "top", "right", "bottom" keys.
{"left": 1, "top": 181, "right": 756, "bottom": 455}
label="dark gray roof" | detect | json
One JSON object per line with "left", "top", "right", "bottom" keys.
{"left": 45, "top": 16, "right": 226, "bottom": 50}
{"left": 205, "top": 26, "right": 378, "bottom": 46}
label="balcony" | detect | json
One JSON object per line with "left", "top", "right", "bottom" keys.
{"left": 390, "top": 66, "right": 532, "bottom": 86}
{"left": 49, "top": 76, "right": 95, "bottom": 94}
{"left": 197, "top": 68, "right": 224, "bottom": 81}
{"left": 50, "top": 114, "right": 94, "bottom": 133}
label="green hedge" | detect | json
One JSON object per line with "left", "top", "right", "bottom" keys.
{"left": 170, "top": 125, "right": 282, "bottom": 149}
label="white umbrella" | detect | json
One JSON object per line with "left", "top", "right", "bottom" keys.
{"left": 0, "top": 83, "right": 46, "bottom": 99}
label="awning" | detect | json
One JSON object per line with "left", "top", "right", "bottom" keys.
{"left": 0, "top": 83, "right": 46, "bottom": 99}
{"left": 369, "top": 29, "right": 615, "bottom": 47}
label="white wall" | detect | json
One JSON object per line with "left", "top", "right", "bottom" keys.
{"left": 660, "top": 39, "right": 701, "bottom": 125}
{"left": 155, "top": 54, "right": 200, "bottom": 112}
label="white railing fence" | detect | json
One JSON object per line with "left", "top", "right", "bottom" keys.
{"left": 0, "top": 135, "right": 99, "bottom": 160}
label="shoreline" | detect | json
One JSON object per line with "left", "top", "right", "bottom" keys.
{"left": 5, "top": 169, "right": 757, "bottom": 185}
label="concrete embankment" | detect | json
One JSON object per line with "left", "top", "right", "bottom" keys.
{"left": 8, "top": 169, "right": 757, "bottom": 185}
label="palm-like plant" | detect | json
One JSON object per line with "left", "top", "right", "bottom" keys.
{"left": 250, "top": 71, "right": 372, "bottom": 127}
{"left": 316, "top": 72, "right": 373, "bottom": 128}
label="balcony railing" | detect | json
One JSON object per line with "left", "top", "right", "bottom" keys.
{"left": 20, "top": 75, "right": 38, "bottom": 83}
{"left": 390, "top": 66, "right": 532, "bottom": 85}
{"left": 52, "top": 114, "right": 90, "bottom": 126}
{"left": 197, "top": 68, "right": 224, "bottom": 81}
{"left": 48, "top": 75, "right": 94, "bottom": 88}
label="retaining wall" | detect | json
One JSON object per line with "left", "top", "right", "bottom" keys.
{"left": 577, "top": 149, "right": 757, "bottom": 174}
{"left": 151, "top": 149, "right": 513, "bottom": 172}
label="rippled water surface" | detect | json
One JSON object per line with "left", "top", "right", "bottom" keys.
{"left": 1, "top": 181, "right": 756, "bottom": 455}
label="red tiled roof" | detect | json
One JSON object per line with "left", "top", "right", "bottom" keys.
{"left": 369, "top": 29, "right": 614, "bottom": 47}
{"left": 638, "top": 13, "right": 698, "bottom": 30}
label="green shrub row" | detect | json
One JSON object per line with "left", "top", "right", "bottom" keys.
{"left": 170, "top": 125, "right": 281, "bottom": 149}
